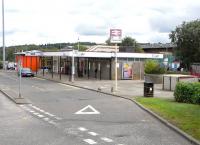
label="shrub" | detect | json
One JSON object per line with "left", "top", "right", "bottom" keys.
{"left": 145, "top": 60, "right": 165, "bottom": 74}
{"left": 174, "top": 82, "right": 200, "bottom": 104}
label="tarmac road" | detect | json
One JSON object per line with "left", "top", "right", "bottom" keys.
{"left": 0, "top": 71, "right": 193, "bottom": 145}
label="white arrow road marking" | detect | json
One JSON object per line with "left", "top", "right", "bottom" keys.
{"left": 83, "top": 139, "right": 97, "bottom": 144}
{"left": 75, "top": 105, "right": 100, "bottom": 115}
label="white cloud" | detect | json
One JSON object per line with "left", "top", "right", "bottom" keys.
{"left": 1, "top": 0, "right": 200, "bottom": 46}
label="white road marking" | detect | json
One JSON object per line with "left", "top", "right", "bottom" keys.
{"left": 78, "top": 127, "right": 88, "bottom": 131}
{"left": 31, "top": 85, "right": 45, "bottom": 91}
{"left": 37, "top": 114, "right": 44, "bottom": 118}
{"left": 44, "top": 112, "right": 55, "bottom": 117}
{"left": 101, "top": 137, "right": 113, "bottom": 142}
{"left": 43, "top": 118, "right": 49, "bottom": 121}
{"left": 75, "top": 105, "right": 100, "bottom": 115}
{"left": 39, "top": 109, "right": 44, "bottom": 112}
{"left": 48, "top": 120, "right": 56, "bottom": 125}
{"left": 33, "top": 112, "right": 40, "bottom": 115}
{"left": 83, "top": 139, "right": 97, "bottom": 144}
{"left": 88, "top": 132, "right": 98, "bottom": 136}
{"left": 32, "top": 106, "right": 40, "bottom": 110}
{"left": 55, "top": 117, "right": 62, "bottom": 120}
{"left": 30, "top": 110, "right": 35, "bottom": 113}
{"left": 19, "top": 105, "right": 24, "bottom": 107}
{"left": 58, "top": 83, "right": 79, "bottom": 89}
{"left": 34, "top": 77, "right": 45, "bottom": 80}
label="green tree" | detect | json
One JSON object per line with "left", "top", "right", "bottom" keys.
{"left": 74, "top": 44, "right": 88, "bottom": 51}
{"left": 105, "top": 38, "right": 113, "bottom": 46}
{"left": 121, "top": 36, "right": 143, "bottom": 52}
{"left": 169, "top": 20, "right": 200, "bottom": 69}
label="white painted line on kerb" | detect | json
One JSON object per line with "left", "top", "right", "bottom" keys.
{"left": 78, "top": 127, "right": 88, "bottom": 131}
{"left": 19, "top": 105, "right": 24, "bottom": 107}
{"left": 83, "top": 139, "right": 97, "bottom": 144}
{"left": 88, "top": 132, "right": 98, "bottom": 136}
{"left": 101, "top": 137, "right": 113, "bottom": 142}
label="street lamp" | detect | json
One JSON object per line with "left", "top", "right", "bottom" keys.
{"left": 2, "top": 0, "right": 6, "bottom": 70}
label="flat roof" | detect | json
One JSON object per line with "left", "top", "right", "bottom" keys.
{"left": 16, "top": 50, "right": 163, "bottom": 59}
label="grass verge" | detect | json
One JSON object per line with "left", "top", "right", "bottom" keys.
{"left": 135, "top": 97, "right": 200, "bottom": 141}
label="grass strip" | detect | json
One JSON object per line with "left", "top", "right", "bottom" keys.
{"left": 136, "top": 97, "right": 200, "bottom": 141}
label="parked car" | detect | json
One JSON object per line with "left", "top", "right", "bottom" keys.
{"left": 19, "top": 68, "right": 34, "bottom": 77}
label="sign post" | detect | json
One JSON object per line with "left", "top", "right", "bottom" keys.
{"left": 110, "top": 29, "right": 122, "bottom": 92}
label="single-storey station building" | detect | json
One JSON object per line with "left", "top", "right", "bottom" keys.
{"left": 15, "top": 50, "right": 163, "bottom": 80}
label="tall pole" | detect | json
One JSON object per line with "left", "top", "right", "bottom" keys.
{"left": 71, "top": 50, "right": 74, "bottom": 82}
{"left": 115, "top": 43, "right": 118, "bottom": 91}
{"left": 18, "top": 56, "right": 22, "bottom": 98}
{"left": 2, "top": 0, "right": 6, "bottom": 70}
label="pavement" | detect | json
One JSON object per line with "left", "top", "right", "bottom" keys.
{"left": 35, "top": 71, "right": 174, "bottom": 100}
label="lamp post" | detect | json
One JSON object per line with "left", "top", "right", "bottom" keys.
{"left": 2, "top": 0, "right": 6, "bottom": 70}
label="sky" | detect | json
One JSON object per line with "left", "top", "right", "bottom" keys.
{"left": 1, "top": 0, "right": 200, "bottom": 46}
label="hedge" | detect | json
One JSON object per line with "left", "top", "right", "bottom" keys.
{"left": 174, "top": 82, "right": 200, "bottom": 104}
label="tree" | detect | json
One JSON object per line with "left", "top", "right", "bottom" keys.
{"left": 105, "top": 38, "right": 113, "bottom": 46}
{"left": 169, "top": 20, "right": 200, "bottom": 69}
{"left": 74, "top": 44, "right": 88, "bottom": 51}
{"left": 120, "top": 36, "right": 143, "bottom": 52}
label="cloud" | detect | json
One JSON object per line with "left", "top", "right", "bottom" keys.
{"left": 75, "top": 24, "right": 107, "bottom": 36}
{"left": 2, "top": 0, "right": 200, "bottom": 45}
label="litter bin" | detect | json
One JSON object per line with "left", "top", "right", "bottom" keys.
{"left": 144, "top": 82, "right": 154, "bottom": 97}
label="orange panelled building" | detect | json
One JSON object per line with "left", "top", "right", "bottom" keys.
{"left": 16, "top": 55, "right": 40, "bottom": 72}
